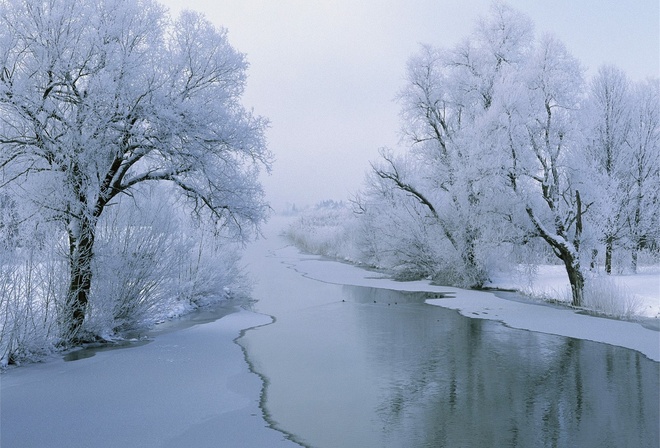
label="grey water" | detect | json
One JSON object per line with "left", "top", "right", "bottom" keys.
{"left": 243, "top": 283, "right": 659, "bottom": 448}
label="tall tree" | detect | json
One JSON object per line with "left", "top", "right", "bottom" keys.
{"left": 383, "top": 4, "right": 592, "bottom": 305}
{"left": 370, "top": 3, "right": 535, "bottom": 287}
{"left": 0, "top": 0, "right": 270, "bottom": 340}
{"left": 583, "top": 65, "right": 631, "bottom": 274}
{"left": 492, "top": 35, "right": 589, "bottom": 306}
{"left": 625, "top": 78, "right": 660, "bottom": 272}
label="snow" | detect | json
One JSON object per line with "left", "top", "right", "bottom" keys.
{"left": 0, "top": 308, "right": 301, "bottom": 448}
{"left": 278, "top": 245, "right": 660, "bottom": 362}
{"left": 487, "top": 264, "right": 660, "bottom": 319}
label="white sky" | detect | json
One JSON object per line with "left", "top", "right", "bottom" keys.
{"left": 158, "top": 0, "right": 660, "bottom": 211}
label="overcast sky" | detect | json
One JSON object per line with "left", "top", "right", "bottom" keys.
{"left": 158, "top": 0, "right": 659, "bottom": 211}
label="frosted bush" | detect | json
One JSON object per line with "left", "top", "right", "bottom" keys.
{"left": 284, "top": 202, "right": 361, "bottom": 261}
{"left": 0, "top": 250, "right": 67, "bottom": 366}
{"left": 87, "top": 221, "right": 185, "bottom": 335}
{"left": 1, "top": 194, "right": 249, "bottom": 365}
{"left": 285, "top": 199, "right": 493, "bottom": 286}
{"left": 176, "top": 230, "right": 248, "bottom": 307}
{"left": 86, "top": 199, "right": 246, "bottom": 337}
{"left": 582, "top": 277, "right": 642, "bottom": 319}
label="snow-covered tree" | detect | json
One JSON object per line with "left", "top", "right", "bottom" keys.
{"left": 364, "top": 4, "right": 594, "bottom": 305}
{"left": 492, "top": 35, "right": 589, "bottom": 306}
{"left": 356, "top": 150, "right": 452, "bottom": 281}
{"left": 0, "top": 0, "right": 270, "bottom": 341}
{"left": 361, "top": 4, "right": 536, "bottom": 287}
{"left": 625, "top": 78, "right": 660, "bottom": 272}
{"left": 582, "top": 65, "right": 632, "bottom": 274}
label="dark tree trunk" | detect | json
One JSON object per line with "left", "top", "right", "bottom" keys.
{"left": 589, "top": 249, "right": 598, "bottom": 271}
{"left": 66, "top": 216, "right": 96, "bottom": 341}
{"left": 525, "top": 189, "right": 586, "bottom": 308}
{"left": 630, "top": 199, "right": 645, "bottom": 274}
{"left": 631, "top": 236, "right": 645, "bottom": 274}
{"left": 463, "top": 225, "right": 485, "bottom": 288}
{"left": 605, "top": 236, "right": 613, "bottom": 275}
{"left": 562, "top": 255, "right": 584, "bottom": 308}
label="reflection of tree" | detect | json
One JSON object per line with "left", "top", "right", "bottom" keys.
{"left": 345, "top": 285, "right": 659, "bottom": 447}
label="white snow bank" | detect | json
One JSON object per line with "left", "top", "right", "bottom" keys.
{"left": 279, "top": 246, "right": 660, "bottom": 362}
{"left": 0, "top": 308, "right": 301, "bottom": 448}
{"left": 488, "top": 264, "right": 660, "bottom": 319}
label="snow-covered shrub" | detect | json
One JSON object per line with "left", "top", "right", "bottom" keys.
{"left": 176, "top": 226, "right": 248, "bottom": 307}
{"left": 86, "top": 197, "right": 246, "bottom": 336}
{"left": 0, "top": 188, "right": 249, "bottom": 364}
{"left": 582, "top": 276, "right": 642, "bottom": 318}
{"left": 284, "top": 201, "right": 361, "bottom": 261}
{"left": 0, "top": 249, "right": 67, "bottom": 366}
{"left": 87, "top": 213, "right": 185, "bottom": 335}
{"left": 357, "top": 201, "right": 444, "bottom": 280}
{"left": 284, "top": 196, "right": 495, "bottom": 286}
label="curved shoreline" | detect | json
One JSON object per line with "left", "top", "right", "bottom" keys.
{"left": 0, "top": 306, "right": 302, "bottom": 447}
{"left": 276, "top": 246, "right": 659, "bottom": 362}
{"left": 235, "top": 313, "right": 309, "bottom": 448}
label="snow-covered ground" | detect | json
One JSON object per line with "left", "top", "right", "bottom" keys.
{"left": 0, "top": 308, "right": 301, "bottom": 448}
{"left": 279, "top": 245, "right": 659, "bottom": 362}
{"left": 487, "top": 264, "right": 660, "bottom": 319}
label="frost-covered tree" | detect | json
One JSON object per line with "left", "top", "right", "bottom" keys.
{"left": 364, "top": 4, "right": 536, "bottom": 287}
{"left": 364, "top": 4, "right": 594, "bottom": 305}
{"left": 489, "top": 34, "right": 590, "bottom": 306}
{"left": 356, "top": 150, "right": 452, "bottom": 281}
{"left": 582, "top": 71, "right": 660, "bottom": 274}
{"left": 0, "top": 0, "right": 270, "bottom": 340}
{"left": 582, "top": 65, "right": 632, "bottom": 274}
{"left": 625, "top": 78, "right": 660, "bottom": 272}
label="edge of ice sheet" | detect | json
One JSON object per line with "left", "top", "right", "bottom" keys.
{"left": 0, "top": 308, "right": 302, "bottom": 448}
{"left": 278, "top": 246, "right": 660, "bottom": 362}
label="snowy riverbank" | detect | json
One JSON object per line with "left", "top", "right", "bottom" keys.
{"left": 487, "top": 264, "right": 660, "bottom": 319}
{"left": 0, "top": 308, "right": 301, "bottom": 448}
{"left": 278, "top": 245, "right": 659, "bottom": 362}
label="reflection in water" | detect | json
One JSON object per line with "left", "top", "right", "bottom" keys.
{"left": 295, "top": 286, "right": 658, "bottom": 447}
{"left": 343, "top": 286, "right": 659, "bottom": 448}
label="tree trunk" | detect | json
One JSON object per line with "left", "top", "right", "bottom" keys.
{"left": 589, "top": 249, "right": 598, "bottom": 271}
{"left": 66, "top": 216, "right": 96, "bottom": 341}
{"left": 463, "top": 226, "right": 485, "bottom": 288}
{"left": 525, "top": 193, "right": 586, "bottom": 308}
{"left": 631, "top": 236, "right": 645, "bottom": 274}
{"left": 562, "top": 255, "right": 584, "bottom": 308}
{"left": 604, "top": 236, "right": 613, "bottom": 275}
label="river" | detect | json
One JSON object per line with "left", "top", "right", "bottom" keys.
{"left": 240, "top": 220, "right": 660, "bottom": 448}
{"left": 1, "top": 220, "right": 657, "bottom": 448}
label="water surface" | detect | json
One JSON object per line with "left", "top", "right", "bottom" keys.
{"left": 242, "top": 269, "right": 659, "bottom": 448}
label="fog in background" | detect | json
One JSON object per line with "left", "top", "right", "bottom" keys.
{"left": 159, "top": 0, "right": 659, "bottom": 211}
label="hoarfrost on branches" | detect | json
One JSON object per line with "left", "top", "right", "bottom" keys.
{"left": 0, "top": 0, "right": 270, "bottom": 350}
{"left": 288, "top": 3, "right": 659, "bottom": 310}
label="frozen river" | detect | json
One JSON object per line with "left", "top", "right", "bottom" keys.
{"left": 241, "top": 221, "right": 659, "bottom": 448}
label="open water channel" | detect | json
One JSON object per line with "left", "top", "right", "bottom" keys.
{"left": 240, "top": 226, "right": 660, "bottom": 448}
